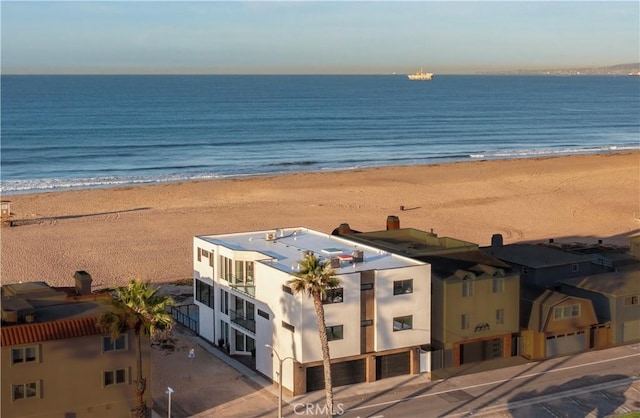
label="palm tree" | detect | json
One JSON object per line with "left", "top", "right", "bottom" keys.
{"left": 98, "top": 279, "right": 174, "bottom": 418}
{"left": 287, "top": 254, "right": 341, "bottom": 417}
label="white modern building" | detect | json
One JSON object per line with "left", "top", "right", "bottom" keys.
{"left": 193, "top": 227, "right": 431, "bottom": 395}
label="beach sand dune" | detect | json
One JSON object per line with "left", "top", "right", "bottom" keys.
{"left": 1, "top": 152, "right": 638, "bottom": 289}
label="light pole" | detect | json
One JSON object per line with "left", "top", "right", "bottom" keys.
{"left": 188, "top": 348, "right": 195, "bottom": 380}
{"left": 265, "top": 344, "right": 295, "bottom": 418}
{"left": 166, "top": 386, "right": 174, "bottom": 418}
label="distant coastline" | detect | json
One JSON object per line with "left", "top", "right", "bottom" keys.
{"left": 479, "top": 62, "right": 640, "bottom": 76}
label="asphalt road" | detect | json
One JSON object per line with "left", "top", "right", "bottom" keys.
{"left": 332, "top": 344, "right": 640, "bottom": 418}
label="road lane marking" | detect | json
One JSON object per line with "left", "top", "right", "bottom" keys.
{"left": 347, "top": 353, "right": 640, "bottom": 412}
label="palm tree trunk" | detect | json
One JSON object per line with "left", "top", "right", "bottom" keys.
{"left": 135, "top": 328, "right": 147, "bottom": 417}
{"left": 313, "top": 293, "right": 334, "bottom": 417}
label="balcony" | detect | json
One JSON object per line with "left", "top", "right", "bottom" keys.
{"left": 229, "top": 284, "right": 255, "bottom": 298}
{"left": 229, "top": 309, "right": 256, "bottom": 334}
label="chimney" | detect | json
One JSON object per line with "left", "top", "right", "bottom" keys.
{"left": 491, "top": 234, "right": 504, "bottom": 248}
{"left": 337, "top": 223, "right": 353, "bottom": 235}
{"left": 386, "top": 215, "right": 400, "bottom": 230}
{"left": 74, "top": 271, "right": 93, "bottom": 296}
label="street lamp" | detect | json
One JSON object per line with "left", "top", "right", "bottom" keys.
{"left": 188, "top": 348, "right": 195, "bottom": 380}
{"left": 165, "top": 386, "right": 174, "bottom": 418}
{"left": 265, "top": 344, "right": 295, "bottom": 418}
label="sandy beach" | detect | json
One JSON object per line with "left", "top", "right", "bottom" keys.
{"left": 1, "top": 152, "right": 638, "bottom": 289}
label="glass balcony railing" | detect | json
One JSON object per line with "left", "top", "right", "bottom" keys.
{"left": 229, "top": 284, "right": 255, "bottom": 297}
{"left": 229, "top": 309, "right": 256, "bottom": 333}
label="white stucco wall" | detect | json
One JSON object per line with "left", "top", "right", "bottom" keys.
{"left": 374, "top": 264, "right": 431, "bottom": 352}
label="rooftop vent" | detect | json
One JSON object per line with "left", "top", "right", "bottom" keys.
{"left": 352, "top": 250, "right": 364, "bottom": 262}
{"left": 265, "top": 232, "right": 277, "bottom": 241}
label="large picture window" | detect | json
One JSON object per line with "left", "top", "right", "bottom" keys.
{"left": 195, "top": 279, "right": 214, "bottom": 308}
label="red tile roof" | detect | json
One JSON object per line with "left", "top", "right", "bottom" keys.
{"left": 1, "top": 316, "right": 104, "bottom": 346}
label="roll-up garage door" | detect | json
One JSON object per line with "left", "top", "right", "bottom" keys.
{"left": 546, "top": 331, "right": 586, "bottom": 357}
{"left": 306, "top": 359, "right": 366, "bottom": 392}
{"left": 376, "top": 352, "right": 410, "bottom": 380}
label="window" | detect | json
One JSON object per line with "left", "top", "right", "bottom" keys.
{"left": 393, "top": 315, "right": 412, "bottom": 331}
{"left": 235, "top": 329, "right": 245, "bottom": 352}
{"left": 496, "top": 308, "right": 504, "bottom": 325}
{"left": 103, "top": 335, "right": 127, "bottom": 352}
{"left": 282, "top": 321, "right": 295, "bottom": 332}
{"left": 393, "top": 279, "right": 413, "bottom": 295}
{"left": 220, "top": 255, "right": 233, "bottom": 281}
{"left": 103, "top": 369, "right": 127, "bottom": 387}
{"left": 462, "top": 277, "right": 474, "bottom": 297}
{"left": 554, "top": 304, "right": 581, "bottom": 320}
{"left": 624, "top": 295, "right": 639, "bottom": 306}
{"left": 197, "top": 247, "right": 202, "bottom": 262}
{"left": 220, "top": 289, "right": 229, "bottom": 315}
{"left": 361, "top": 319, "right": 373, "bottom": 326}
{"left": 11, "top": 346, "right": 38, "bottom": 364}
{"left": 257, "top": 309, "right": 269, "bottom": 320}
{"left": 360, "top": 283, "right": 373, "bottom": 291}
{"left": 246, "top": 261, "right": 254, "bottom": 284}
{"left": 195, "top": 279, "right": 214, "bottom": 308}
{"left": 12, "top": 382, "right": 39, "bottom": 400}
{"left": 282, "top": 285, "right": 293, "bottom": 295}
{"left": 326, "top": 325, "right": 344, "bottom": 341}
{"left": 492, "top": 277, "right": 504, "bottom": 293}
{"left": 461, "top": 314, "right": 470, "bottom": 330}
{"left": 571, "top": 264, "right": 579, "bottom": 272}
{"left": 322, "top": 288, "right": 343, "bottom": 304}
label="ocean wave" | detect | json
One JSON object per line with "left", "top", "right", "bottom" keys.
{"left": 468, "top": 145, "right": 639, "bottom": 159}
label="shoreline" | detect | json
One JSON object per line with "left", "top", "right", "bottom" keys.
{"left": 2, "top": 149, "right": 637, "bottom": 197}
{"left": 1, "top": 152, "right": 638, "bottom": 289}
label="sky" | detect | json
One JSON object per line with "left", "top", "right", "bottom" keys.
{"left": 1, "top": 1, "right": 638, "bottom": 74}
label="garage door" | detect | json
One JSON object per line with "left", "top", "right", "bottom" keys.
{"left": 546, "top": 331, "right": 586, "bottom": 357}
{"left": 306, "top": 359, "right": 366, "bottom": 392}
{"left": 623, "top": 320, "right": 640, "bottom": 342}
{"left": 460, "top": 338, "right": 503, "bottom": 365}
{"left": 376, "top": 352, "right": 410, "bottom": 380}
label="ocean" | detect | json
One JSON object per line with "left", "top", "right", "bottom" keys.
{"left": 1, "top": 75, "right": 638, "bottom": 195}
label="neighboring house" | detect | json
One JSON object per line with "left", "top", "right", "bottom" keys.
{"left": 1, "top": 273, "right": 148, "bottom": 418}
{"left": 560, "top": 270, "right": 640, "bottom": 345}
{"left": 333, "top": 218, "right": 521, "bottom": 369}
{"left": 484, "top": 237, "right": 594, "bottom": 289}
{"left": 630, "top": 234, "right": 640, "bottom": 259}
{"left": 193, "top": 227, "right": 431, "bottom": 395}
{"left": 520, "top": 288, "right": 599, "bottom": 360}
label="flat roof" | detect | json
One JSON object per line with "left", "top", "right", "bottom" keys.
{"left": 197, "top": 227, "right": 426, "bottom": 274}
{"left": 484, "top": 244, "right": 593, "bottom": 268}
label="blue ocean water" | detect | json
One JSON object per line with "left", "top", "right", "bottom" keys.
{"left": 1, "top": 75, "right": 639, "bottom": 195}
